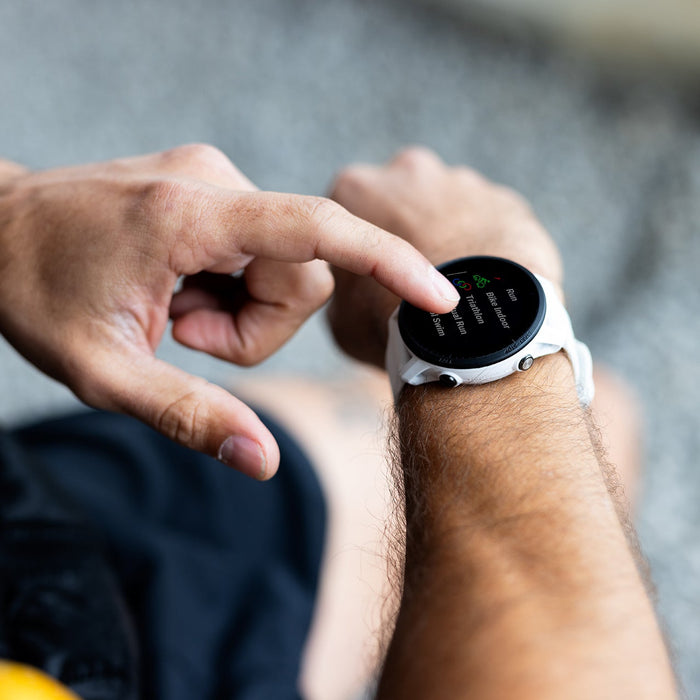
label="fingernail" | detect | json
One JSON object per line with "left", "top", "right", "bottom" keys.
{"left": 218, "top": 436, "right": 267, "bottom": 480}
{"left": 432, "top": 268, "right": 460, "bottom": 306}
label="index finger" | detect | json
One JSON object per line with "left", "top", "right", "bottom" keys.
{"left": 193, "top": 190, "right": 461, "bottom": 313}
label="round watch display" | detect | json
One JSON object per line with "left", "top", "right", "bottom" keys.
{"left": 398, "top": 256, "right": 547, "bottom": 369}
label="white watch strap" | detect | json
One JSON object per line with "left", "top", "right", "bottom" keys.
{"left": 565, "top": 338, "right": 594, "bottom": 406}
{"left": 535, "top": 276, "right": 594, "bottom": 406}
{"left": 386, "top": 309, "right": 412, "bottom": 400}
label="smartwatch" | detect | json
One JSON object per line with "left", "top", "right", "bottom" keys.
{"left": 386, "top": 256, "right": 594, "bottom": 405}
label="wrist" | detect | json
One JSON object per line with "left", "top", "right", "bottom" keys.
{"left": 395, "top": 353, "right": 602, "bottom": 532}
{"left": 394, "top": 352, "right": 651, "bottom": 609}
{"left": 397, "top": 350, "right": 580, "bottom": 431}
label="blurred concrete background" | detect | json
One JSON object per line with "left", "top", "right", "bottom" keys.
{"left": 0, "top": 0, "right": 699, "bottom": 695}
{"left": 435, "top": 0, "right": 700, "bottom": 79}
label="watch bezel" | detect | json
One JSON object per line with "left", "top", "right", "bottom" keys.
{"left": 397, "top": 256, "right": 547, "bottom": 370}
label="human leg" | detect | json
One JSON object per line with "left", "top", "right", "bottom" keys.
{"left": 236, "top": 361, "right": 644, "bottom": 700}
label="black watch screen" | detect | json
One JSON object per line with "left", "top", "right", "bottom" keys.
{"left": 398, "top": 256, "right": 546, "bottom": 369}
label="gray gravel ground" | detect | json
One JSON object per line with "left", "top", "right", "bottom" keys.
{"left": 1, "top": 0, "right": 699, "bottom": 695}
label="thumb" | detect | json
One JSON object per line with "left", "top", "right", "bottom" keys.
{"left": 86, "top": 353, "right": 280, "bottom": 480}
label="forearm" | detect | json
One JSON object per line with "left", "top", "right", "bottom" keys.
{"left": 378, "top": 354, "right": 676, "bottom": 699}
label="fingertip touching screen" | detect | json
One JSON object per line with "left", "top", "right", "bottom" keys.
{"left": 398, "top": 256, "right": 546, "bottom": 369}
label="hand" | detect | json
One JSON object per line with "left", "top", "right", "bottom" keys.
{"left": 0, "top": 145, "right": 459, "bottom": 479}
{"left": 327, "top": 147, "right": 563, "bottom": 367}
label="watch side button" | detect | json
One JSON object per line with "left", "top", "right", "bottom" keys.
{"left": 439, "top": 373, "right": 459, "bottom": 388}
{"left": 518, "top": 355, "right": 534, "bottom": 371}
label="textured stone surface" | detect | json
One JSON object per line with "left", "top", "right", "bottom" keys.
{"left": 1, "top": 0, "right": 699, "bottom": 693}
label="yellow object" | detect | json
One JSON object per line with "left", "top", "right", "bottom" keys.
{"left": 0, "top": 661, "right": 80, "bottom": 700}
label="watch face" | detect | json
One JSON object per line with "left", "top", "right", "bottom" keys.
{"left": 398, "top": 256, "right": 546, "bottom": 369}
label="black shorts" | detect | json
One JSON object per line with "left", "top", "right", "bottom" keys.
{"left": 1, "top": 409, "right": 326, "bottom": 700}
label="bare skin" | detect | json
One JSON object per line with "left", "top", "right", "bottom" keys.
{"left": 0, "top": 150, "right": 458, "bottom": 478}
{"left": 236, "top": 368, "right": 395, "bottom": 700}
{"left": 324, "top": 148, "right": 676, "bottom": 699}
{"left": 235, "top": 363, "right": 642, "bottom": 700}
{"left": 0, "top": 147, "right": 665, "bottom": 698}
{"left": 237, "top": 152, "right": 646, "bottom": 700}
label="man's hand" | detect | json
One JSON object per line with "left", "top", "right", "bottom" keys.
{"left": 326, "top": 147, "right": 676, "bottom": 699}
{"left": 327, "top": 146, "right": 563, "bottom": 367}
{"left": 0, "top": 145, "right": 459, "bottom": 479}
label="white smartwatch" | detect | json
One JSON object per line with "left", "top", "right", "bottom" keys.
{"left": 386, "top": 256, "right": 594, "bottom": 405}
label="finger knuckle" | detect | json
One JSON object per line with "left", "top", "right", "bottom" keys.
{"left": 392, "top": 146, "right": 437, "bottom": 170}
{"left": 315, "top": 263, "right": 336, "bottom": 301}
{"left": 330, "top": 167, "right": 369, "bottom": 198}
{"left": 161, "top": 143, "right": 231, "bottom": 170}
{"left": 234, "top": 349, "right": 262, "bottom": 367}
{"left": 126, "top": 181, "right": 206, "bottom": 271}
{"left": 305, "top": 196, "right": 344, "bottom": 233}
{"left": 293, "top": 263, "right": 335, "bottom": 310}
{"left": 229, "top": 336, "right": 267, "bottom": 367}
{"left": 129, "top": 178, "right": 189, "bottom": 223}
{"left": 155, "top": 390, "right": 206, "bottom": 446}
{"left": 496, "top": 184, "right": 533, "bottom": 213}
{"left": 454, "top": 165, "right": 486, "bottom": 185}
